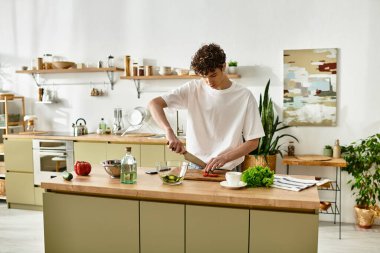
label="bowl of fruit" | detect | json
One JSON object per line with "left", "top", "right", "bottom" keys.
{"left": 156, "top": 161, "right": 189, "bottom": 185}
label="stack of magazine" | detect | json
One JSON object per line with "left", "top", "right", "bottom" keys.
{"left": 271, "top": 175, "right": 330, "bottom": 192}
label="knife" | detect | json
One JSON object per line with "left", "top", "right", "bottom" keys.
{"left": 183, "top": 151, "right": 207, "bottom": 168}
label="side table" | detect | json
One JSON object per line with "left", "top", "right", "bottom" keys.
{"left": 282, "top": 155, "right": 347, "bottom": 239}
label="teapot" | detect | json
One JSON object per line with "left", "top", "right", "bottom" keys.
{"left": 72, "top": 118, "right": 88, "bottom": 136}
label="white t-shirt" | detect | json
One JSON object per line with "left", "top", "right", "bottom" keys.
{"left": 161, "top": 79, "right": 265, "bottom": 170}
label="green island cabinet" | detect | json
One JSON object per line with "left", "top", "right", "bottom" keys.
{"left": 43, "top": 192, "right": 139, "bottom": 253}
{"left": 43, "top": 192, "right": 318, "bottom": 253}
{"left": 4, "top": 139, "right": 43, "bottom": 209}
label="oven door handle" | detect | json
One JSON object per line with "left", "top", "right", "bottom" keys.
{"left": 38, "top": 151, "right": 67, "bottom": 157}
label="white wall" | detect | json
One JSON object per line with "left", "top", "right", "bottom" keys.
{"left": 1, "top": 0, "right": 380, "bottom": 223}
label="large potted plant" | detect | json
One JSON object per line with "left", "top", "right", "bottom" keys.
{"left": 343, "top": 133, "right": 380, "bottom": 228}
{"left": 242, "top": 79, "right": 298, "bottom": 171}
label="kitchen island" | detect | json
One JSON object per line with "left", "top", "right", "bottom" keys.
{"left": 41, "top": 166, "right": 319, "bottom": 253}
{"left": 3, "top": 133, "right": 185, "bottom": 210}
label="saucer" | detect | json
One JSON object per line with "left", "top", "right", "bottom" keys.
{"left": 220, "top": 181, "right": 247, "bottom": 189}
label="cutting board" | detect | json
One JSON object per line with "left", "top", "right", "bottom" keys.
{"left": 296, "top": 155, "right": 332, "bottom": 161}
{"left": 185, "top": 169, "right": 226, "bottom": 182}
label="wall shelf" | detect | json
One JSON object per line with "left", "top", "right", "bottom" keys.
{"left": 16, "top": 67, "right": 123, "bottom": 74}
{"left": 121, "top": 74, "right": 241, "bottom": 98}
{"left": 16, "top": 67, "right": 124, "bottom": 90}
{"left": 120, "top": 74, "right": 241, "bottom": 80}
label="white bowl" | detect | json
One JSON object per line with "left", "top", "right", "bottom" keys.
{"left": 175, "top": 69, "right": 189, "bottom": 76}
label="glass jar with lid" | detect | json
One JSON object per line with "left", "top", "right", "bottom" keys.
{"left": 288, "top": 141, "right": 295, "bottom": 156}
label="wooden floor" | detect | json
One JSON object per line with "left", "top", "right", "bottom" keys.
{"left": 0, "top": 201, "right": 379, "bottom": 253}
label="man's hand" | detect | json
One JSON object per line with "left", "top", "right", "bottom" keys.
{"left": 204, "top": 154, "right": 228, "bottom": 173}
{"left": 166, "top": 129, "right": 186, "bottom": 154}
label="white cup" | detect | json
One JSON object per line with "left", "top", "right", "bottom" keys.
{"left": 225, "top": 172, "right": 242, "bottom": 186}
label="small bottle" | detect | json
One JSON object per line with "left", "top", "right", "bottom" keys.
{"left": 333, "top": 139, "right": 341, "bottom": 158}
{"left": 288, "top": 141, "right": 295, "bottom": 156}
{"left": 99, "top": 118, "right": 107, "bottom": 131}
{"left": 108, "top": 55, "right": 114, "bottom": 68}
{"left": 120, "top": 147, "right": 137, "bottom": 184}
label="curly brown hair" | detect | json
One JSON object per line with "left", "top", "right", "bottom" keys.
{"left": 191, "top": 43, "right": 226, "bottom": 76}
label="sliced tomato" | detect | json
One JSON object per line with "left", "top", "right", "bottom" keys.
{"left": 203, "top": 172, "right": 218, "bottom": 177}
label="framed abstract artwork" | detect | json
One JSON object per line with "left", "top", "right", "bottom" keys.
{"left": 283, "top": 48, "right": 338, "bottom": 126}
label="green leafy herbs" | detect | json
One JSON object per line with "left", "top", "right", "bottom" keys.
{"left": 342, "top": 133, "right": 380, "bottom": 208}
{"left": 241, "top": 166, "right": 274, "bottom": 187}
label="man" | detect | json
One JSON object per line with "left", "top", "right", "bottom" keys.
{"left": 148, "top": 43, "right": 264, "bottom": 172}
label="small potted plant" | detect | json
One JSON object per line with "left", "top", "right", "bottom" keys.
{"left": 228, "top": 60, "right": 238, "bottom": 74}
{"left": 343, "top": 133, "right": 380, "bottom": 228}
{"left": 323, "top": 145, "right": 333, "bottom": 157}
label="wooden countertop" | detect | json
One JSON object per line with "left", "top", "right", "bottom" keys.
{"left": 41, "top": 166, "right": 320, "bottom": 213}
{"left": 4, "top": 133, "right": 185, "bottom": 145}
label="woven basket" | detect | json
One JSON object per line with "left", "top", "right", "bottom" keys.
{"left": 354, "top": 206, "right": 376, "bottom": 229}
{"left": 242, "top": 155, "right": 277, "bottom": 172}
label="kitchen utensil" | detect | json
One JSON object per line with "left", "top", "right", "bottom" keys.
{"left": 102, "top": 160, "right": 121, "bottom": 178}
{"left": 112, "top": 108, "right": 124, "bottom": 134}
{"left": 72, "top": 118, "right": 88, "bottom": 136}
{"left": 183, "top": 151, "right": 207, "bottom": 168}
{"left": 157, "top": 161, "right": 189, "bottom": 185}
{"left": 121, "top": 107, "right": 150, "bottom": 136}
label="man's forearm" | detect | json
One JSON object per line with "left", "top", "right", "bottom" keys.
{"left": 223, "top": 139, "right": 260, "bottom": 163}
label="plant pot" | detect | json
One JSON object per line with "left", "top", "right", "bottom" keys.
{"left": 242, "top": 155, "right": 276, "bottom": 172}
{"left": 354, "top": 206, "right": 375, "bottom": 229}
{"left": 323, "top": 148, "right": 333, "bottom": 157}
{"left": 228, "top": 66, "right": 237, "bottom": 74}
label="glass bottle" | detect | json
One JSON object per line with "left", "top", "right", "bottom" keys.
{"left": 99, "top": 118, "right": 107, "bottom": 131}
{"left": 288, "top": 141, "right": 295, "bottom": 156}
{"left": 333, "top": 139, "right": 341, "bottom": 158}
{"left": 107, "top": 55, "right": 114, "bottom": 68}
{"left": 120, "top": 147, "right": 137, "bottom": 184}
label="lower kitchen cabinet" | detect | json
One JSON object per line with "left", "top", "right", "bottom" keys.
{"left": 140, "top": 201, "right": 185, "bottom": 253}
{"left": 107, "top": 143, "right": 141, "bottom": 166}
{"left": 186, "top": 205, "right": 249, "bottom": 253}
{"left": 43, "top": 192, "right": 139, "bottom": 253}
{"left": 5, "top": 172, "right": 35, "bottom": 205}
{"left": 74, "top": 142, "right": 107, "bottom": 165}
{"left": 4, "top": 139, "right": 33, "bottom": 172}
{"left": 140, "top": 144, "right": 165, "bottom": 167}
{"left": 34, "top": 186, "right": 44, "bottom": 206}
{"left": 249, "top": 210, "right": 318, "bottom": 253}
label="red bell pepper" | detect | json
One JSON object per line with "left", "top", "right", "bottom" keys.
{"left": 74, "top": 161, "right": 92, "bottom": 176}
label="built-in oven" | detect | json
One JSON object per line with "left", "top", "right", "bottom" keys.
{"left": 33, "top": 139, "right": 74, "bottom": 185}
